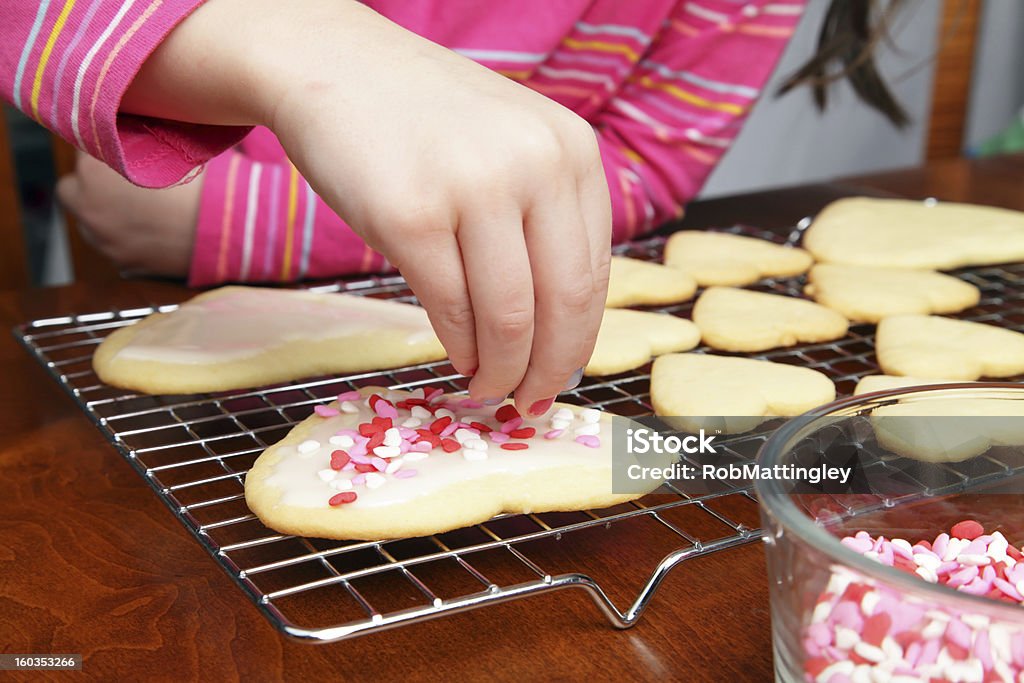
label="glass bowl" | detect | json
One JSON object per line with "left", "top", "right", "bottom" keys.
{"left": 756, "top": 384, "right": 1024, "bottom": 683}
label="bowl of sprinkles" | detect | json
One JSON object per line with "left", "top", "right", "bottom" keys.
{"left": 756, "top": 384, "right": 1024, "bottom": 683}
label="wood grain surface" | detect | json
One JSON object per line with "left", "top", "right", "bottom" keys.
{"left": 2, "top": 156, "right": 1023, "bottom": 682}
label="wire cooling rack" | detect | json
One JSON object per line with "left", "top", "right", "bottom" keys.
{"left": 14, "top": 224, "right": 1024, "bottom": 643}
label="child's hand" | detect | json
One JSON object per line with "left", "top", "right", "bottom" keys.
{"left": 56, "top": 153, "right": 199, "bottom": 278}
{"left": 123, "top": 0, "right": 611, "bottom": 413}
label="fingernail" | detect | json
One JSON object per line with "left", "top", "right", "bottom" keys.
{"left": 529, "top": 397, "right": 555, "bottom": 417}
{"left": 484, "top": 396, "right": 508, "bottom": 406}
{"left": 564, "top": 367, "right": 585, "bottom": 391}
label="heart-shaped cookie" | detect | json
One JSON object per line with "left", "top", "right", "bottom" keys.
{"left": 805, "top": 264, "right": 980, "bottom": 323}
{"left": 876, "top": 315, "right": 1024, "bottom": 379}
{"left": 651, "top": 353, "right": 835, "bottom": 434}
{"left": 664, "top": 232, "right": 812, "bottom": 287}
{"left": 585, "top": 309, "right": 700, "bottom": 376}
{"left": 853, "top": 375, "right": 975, "bottom": 396}
{"left": 606, "top": 256, "right": 697, "bottom": 308}
{"left": 805, "top": 197, "right": 1024, "bottom": 269}
{"left": 692, "top": 287, "right": 848, "bottom": 352}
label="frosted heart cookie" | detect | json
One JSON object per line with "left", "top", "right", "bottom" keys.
{"left": 876, "top": 315, "right": 1024, "bottom": 379}
{"left": 651, "top": 354, "right": 835, "bottom": 434}
{"left": 804, "top": 197, "right": 1024, "bottom": 269}
{"left": 93, "top": 286, "right": 447, "bottom": 394}
{"left": 853, "top": 375, "right": 975, "bottom": 396}
{"left": 692, "top": 287, "right": 848, "bottom": 352}
{"left": 663, "top": 231, "right": 812, "bottom": 287}
{"left": 605, "top": 256, "right": 697, "bottom": 308}
{"left": 585, "top": 309, "right": 700, "bottom": 376}
{"left": 244, "top": 388, "right": 667, "bottom": 539}
{"left": 805, "top": 264, "right": 980, "bottom": 324}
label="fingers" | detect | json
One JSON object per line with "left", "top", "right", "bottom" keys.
{"left": 458, "top": 205, "right": 536, "bottom": 403}
{"left": 513, "top": 180, "right": 599, "bottom": 415}
{"left": 577, "top": 155, "right": 613, "bottom": 371}
{"left": 389, "top": 225, "right": 479, "bottom": 378}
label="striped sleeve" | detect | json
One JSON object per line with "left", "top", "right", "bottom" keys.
{"left": 1, "top": 1, "right": 250, "bottom": 188}
{"left": 189, "top": 146, "right": 388, "bottom": 287}
{"left": 593, "top": 0, "right": 804, "bottom": 241}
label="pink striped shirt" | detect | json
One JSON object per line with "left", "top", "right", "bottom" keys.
{"left": 1, "top": 0, "right": 805, "bottom": 286}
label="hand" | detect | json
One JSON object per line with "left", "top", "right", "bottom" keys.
{"left": 56, "top": 153, "right": 199, "bottom": 278}
{"left": 122, "top": 0, "right": 611, "bottom": 413}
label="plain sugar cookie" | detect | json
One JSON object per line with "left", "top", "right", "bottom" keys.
{"left": 605, "top": 256, "right": 697, "bottom": 308}
{"left": 692, "top": 287, "right": 848, "bottom": 352}
{"left": 244, "top": 387, "right": 667, "bottom": 539}
{"left": 651, "top": 354, "right": 836, "bottom": 434}
{"left": 805, "top": 264, "right": 980, "bottom": 324}
{"left": 585, "top": 309, "right": 700, "bottom": 376}
{"left": 876, "top": 315, "right": 1024, "bottom": 379}
{"left": 93, "top": 286, "right": 447, "bottom": 394}
{"left": 664, "top": 231, "right": 812, "bottom": 287}
{"left": 804, "top": 197, "right": 1024, "bottom": 269}
{"left": 854, "top": 375, "right": 975, "bottom": 396}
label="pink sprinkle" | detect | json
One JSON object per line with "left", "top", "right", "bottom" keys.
{"left": 410, "top": 441, "right": 433, "bottom": 453}
{"left": 995, "top": 577, "right": 1024, "bottom": 601}
{"left": 488, "top": 431, "right": 510, "bottom": 443}
{"left": 458, "top": 398, "right": 484, "bottom": 409}
{"left": 543, "top": 429, "right": 564, "bottom": 439}
{"left": 440, "top": 423, "right": 459, "bottom": 437}
{"left": 374, "top": 401, "right": 399, "bottom": 420}
{"left": 371, "top": 457, "right": 388, "bottom": 472}
{"left": 426, "top": 388, "right": 444, "bottom": 402}
{"left": 575, "top": 435, "right": 600, "bottom": 448}
{"left": 394, "top": 469, "right": 418, "bottom": 479}
{"left": 399, "top": 427, "right": 418, "bottom": 440}
{"left": 315, "top": 405, "right": 340, "bottom": 417}
{"left": 337, "top": 390, "right": 361, "bottom": 402}
{"left": 500, "top": 417, "right": 524, "bottom": 433}
{"left": 351, "top": 474, "right": 367, "bottom": 486}
{"left": 342, "top": 462, "right": 356, "bottom": 472}
{"left": 399, "top": 441, "right": 411, "bottom": 454}
{"left": 841, "top": 536, "right": 873, "bottom": 554}
{"left": 349, "top": 453, "right": 372, "bottom": 465}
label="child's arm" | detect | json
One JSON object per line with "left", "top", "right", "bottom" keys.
{"left": 6, "top": 0, "right": 607, "bottom": 412}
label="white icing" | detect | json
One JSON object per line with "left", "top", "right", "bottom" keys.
{"left": 117, "top": 287, "right": 438, "bottom": 364}
{"left": 262, "top": 394, "right": 618, "bottom": 509}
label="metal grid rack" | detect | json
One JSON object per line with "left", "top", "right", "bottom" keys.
{"left": 14, "top": 224, "right": 1024, "bottom": 643}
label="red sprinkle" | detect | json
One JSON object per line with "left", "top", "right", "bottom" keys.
{"left": 330, "top": 450, "right": 351, "bottom": 470}
{"left": 430, "top": 416, "right": 453, "bottom": 434}
{"left": 951, "top": 519, "right": 985, "bottom": 541}
{"left": 367, "top": 430, "right": 386, "bottom": 449}
{"left": 371, "top": 416, "right": 393, "bottom": 431}
{"left": 358, "top": 422, "right": 378, "bottom": 437}
{"left": 440, "top": 438, "right": 460, "bottom": 453}
{"left": 354, "top": 463, "right": 376, "bottom": 473}
{"left": 470, "top": 421, "right": 492, "bottom": 433}
{"left": 862, "top": 612, "right": 892, "bottom": 647}
{"left": 501, "top": 442, "right": 529, "bottom": 451}
{"left": 368, "top": 393, "right": 384, "bottom": 410}
{"left": 509, "top": 427, "right": 536, "bottom": 439}
{"left": 415, "top": 429, "right": 441, "bottom": 447}
{"left": 495, "top": 405, "right": 520, "bottom": 423}
{"left": 329, "top": 491, "right": 357, "bottom": 506}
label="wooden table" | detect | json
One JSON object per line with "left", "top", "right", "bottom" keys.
{"left": 2, "top": 155, "right": 1022, "bottom": 682}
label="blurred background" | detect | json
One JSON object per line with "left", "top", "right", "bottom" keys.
{"left": 2, "top": 0, "right": 1022, "bottom": 288}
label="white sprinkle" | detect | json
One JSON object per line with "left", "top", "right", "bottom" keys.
{"left": 465, "top": 438, "right": 488, "bottom": 451}
{"left": 890, "top": 538, "right": 913, "bottom": 556}
{"left": 860, "top": 590, "right": 879, "bottom": 616}
{"left": 403, "top": 451, "right": 428, "bottom": 462}
{"left": 454, "top": 428, "right": 478, "bottom": 444}
{"left": 329, "top": 434, "right": 355, "bottom": 448}
{"left": 297, "top": 439, "right": 320, "bottom": 455}
{"left": 553, "top": 408, "right": 573, "bottom": 421}
{"left": 580, "top": 408, "right": 601, "bottom": 423}
{"left": 914, "top": 566, "right": 938, "bottom": 584}
{"left": 411, "top": 406, "right": 432, "bottom": 419}
{"left": 574, "top": 423, "right": 601, "bottom": 437}
{"left": 961, "top": 613, "right": 990, "bottom": 630}
{"left": 990, "top": 624, "right": 1013, "bottom": 663}
{"left": 463, "top": 449, "right": 488, "bottom": 461}
{"left": 317, "top": 469, "right": 337, "bottom": 482}
{"left": 834, "top": 626, "right": 859, "bottom": 650}
{"left": 920, "top": 619, "right": 946, "bottom": 639}
{"left": 329, "top": 478, "right": 353, "bottom": 491}
{"left": 810, "top": 601, "right": 832, "bottom": 624}
{"left": 365, "top": 472, "right": 386, "bottom": 489}
{"left": 550, "top": 418, "right": 571, "bottom": 430}
{"left": 401, "top": 417, "right": 422, "bottom": 429}
{"left": 373, "top": 445, "right": 401, "bottom": 458}
{"left": 816, "top": 661, "right": 854, "bottom": 683}
{"left": 852, "top": 642, "right": 884, "bottom": 664}
{"left": 383, "top": 427, "right": 402, "bottom": 447}
{"left": 385, "top": 459, "right": 403, "bottom": 474}
{"left": 956, "top": 553, "right": 990, "bottom": 566}
{"left": 340, "top": 401, "right": 359, "bottom": 414}
{"left": 880, "top": 636, "right": 903, "bottom": 661}
{"left": 435, "top": 408, "right": 456, "bottom": 420}
{"left": 850, "top": 666, "right": 872, "bottom": 683}
{"left": 913, "top": 553, "right": 941, "bottom": 571}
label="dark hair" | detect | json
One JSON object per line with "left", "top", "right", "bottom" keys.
{"left": 777, "top": 0, "right": 910, "bottom": 127}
